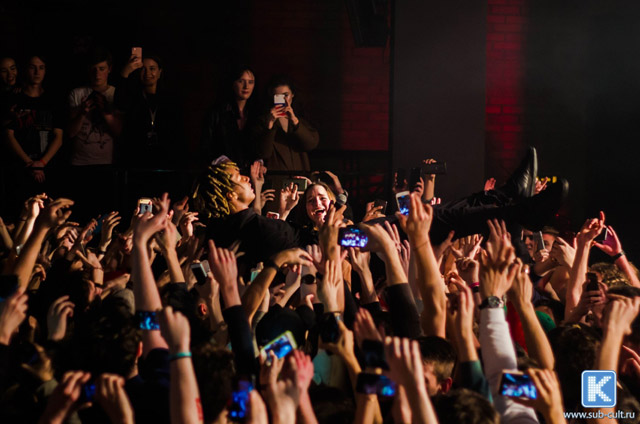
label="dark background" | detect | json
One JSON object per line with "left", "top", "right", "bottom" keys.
{"left": 2, "top": 0, "right": 640, "bottom": 257}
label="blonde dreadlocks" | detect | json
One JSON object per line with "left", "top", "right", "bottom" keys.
{"left": 192, "top": 161, "right": 239, "bottom": 219}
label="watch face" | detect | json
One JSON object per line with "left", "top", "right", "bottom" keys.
{"left": 488, "top": 296, "right": 501, "bottom": 308}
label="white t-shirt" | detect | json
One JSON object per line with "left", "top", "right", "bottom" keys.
{"left": 68, "top": 86, "right": 116, "bottom": 165}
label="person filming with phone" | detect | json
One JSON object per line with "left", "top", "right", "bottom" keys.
{"left": 255, "top": 75, "right": 319, "bottom": 171}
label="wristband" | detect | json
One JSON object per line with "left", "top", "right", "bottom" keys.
{"left": 469, "top": 282, "right": 480, "bottom": 293}
{"left": 169, "top": 352, "right": 192, "bottom": 361}
{"left": 263, "top": 259, "right": 280, "bottom": 272}
{"left": 40, "top": 158, "right": 47, "bottom": 166}
{"left": 612, "top": 251, "right": 625, "bottom": 261}
{"left": 98, "top": 248, "right": 107, "bottom": 255}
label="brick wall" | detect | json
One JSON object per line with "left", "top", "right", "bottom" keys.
{"left": 249, "top": 0, "right": 389, "bottom": 151}
{"left": 486, "top": 0, "right": 527, "bottom": 181}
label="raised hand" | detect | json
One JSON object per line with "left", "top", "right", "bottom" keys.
{"left": 207, "top": 240, "right": 241, "bottom": 306}
{"left": 178, "top": 211, "right": 199, "bottom": 239}
{"left": 0, "top": 290, "right": 28, "bottom": 345}
{"left": 277, "top": 183, "right": 300, "bottom": 218}
{"left": 576, "top": 211, "right": 605, "bottom": 245}
{"left": 38, "top": 371, "right": 91, "bottom": 424}
{"left": 159, "top": 306, "right": 191, "bottom": 354}
{"left": 47, "top": 295, "right": 74, "bottom": 341}
{"left": 317, "top": 259, "right": 343, "bottom": 312}
{"left": 36, "top": 198, "right": 74, "bottom": 229}
{"left": 24, "top": 193, "right": 47, "bottom": 220}
{"left": 273, "top": 247, "right": 314, "bottom": 269}
{"left": 99, "top": 211, "right": 121, "bottom": 252}
{"left": 511, "top": 369, "right": 565, "bottom": 423}
{"left": 479, "top": 219, "right": 516, "bottom": 300}
{"left": 154, "top": 219, "right": 179, "bottom": 253}
{"left": 318, "top": 204, "right": 346, "bottom": 259}
{"left": 484, "top": 177, "right": 496, "bottom": 191}
{"left": 593, "top": 225, "right": 623, "bottom": 257}
{"left": 602, "top": 296, "right": 640, "bottom": 337}
{"left": 353, "top": 308, "right": 383, "bottom": 348}
{"left": 395, "top": 192, "right": 433, "bottom": 249}
{"left": 549, "top": 237, "right": 575, "bottom": 268}
{"left": 133, "top": 193, "right": 170, "bottom": 245}
{"left": 95, "top": 374, "right": 135, "bottom": 424}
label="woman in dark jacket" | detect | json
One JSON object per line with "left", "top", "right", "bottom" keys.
{"left": 254, "top": 75, "right": 319, "bottom": 171}
{"left": 201, "top": 65, "right": 259, "bottom": 168}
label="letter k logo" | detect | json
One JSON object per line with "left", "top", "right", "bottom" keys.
{"left": 582, "top": 370, "right": 616, "bottom": 408}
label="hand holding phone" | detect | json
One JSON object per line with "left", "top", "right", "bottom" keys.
{"left": 137, "top": 198, "right": 153, "bottom": 215}
{"left": 395, "top": 191, "right": 410, "bottom": 216}
{"left": 338, "top": 226, "right": 369, "bottom": 249}
{"left": 499, "top": 371, "right": 537, "bottom": 400}
{"left": 259, "top": 331, "right": 297, "bottom": 363}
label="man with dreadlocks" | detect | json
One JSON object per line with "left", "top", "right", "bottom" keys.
{"left": 193, "top": 158, "right": 299, "bottom": 272}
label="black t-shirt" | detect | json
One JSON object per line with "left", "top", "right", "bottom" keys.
{"left": 6, "top": 92, "right": 63, "bottom": 160}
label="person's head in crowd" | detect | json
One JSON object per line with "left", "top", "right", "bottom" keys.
{"left": 534, "top": 297, "right": 565, "bottom": 325}
{"left": 549, "top": 323, "right": 601, "bottom": 409}
{"left": 193, "top": 160, "right": 255, "bottom": 219}
{"left": 303, "top": 182, "right": 336, "bottom": 229}
{"left": 268, "top": 74, "right": 297, "bottom": 109}
{"left": 229, "top": 65, "right": 255, "bottom": 104}
{"left": 140, "top": 54, "right": 163, "bottom": 94}
{"left": 255, "top": 307, "right": 306, "bottom": 348}
{"left": 24, "top": 54, "right": 47, "bottom": 89}
{"left": 0, "top": 56, "right": 18, "bottom": 89}
{"left": 433, "top": 388, "right": 500, "bottom": 424}
{"left": 590, "top": 262, "right": 631, "bottom": 287}
{"left": 192, "top": 344, "right": 235, "bottom": 424}
{"left": 416, "top": 335, "right": 456, "bottom": 396}
{"left": 87, "top": 48, "right": 112, "bottom": 91}
{"left": 522, "top": 226, "right": 557, "bottom": 258}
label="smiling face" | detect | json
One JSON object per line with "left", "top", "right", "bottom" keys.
{"left": 305, "top": 185, "right": 332, "bottom": 228}
{"left": 233, "top": 70, "right": 255, "bottom": 101}
{"left": 26, "top": 56, "right": 46, "bottom": 86}
{"left": 0, "top": 57, "right": 17, "bottom": 86}
{"left": 140, "top": 58, "right": 162, "bottom": 88}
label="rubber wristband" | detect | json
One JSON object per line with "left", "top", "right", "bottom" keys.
{"left": 612, "top": 251, "right": 625, "bottom": 261}
{"left": 40, "top": 158, "right": 47, "bottom": 166}
{"left": 169, "top": 352, "right": 192, "bottom": 361}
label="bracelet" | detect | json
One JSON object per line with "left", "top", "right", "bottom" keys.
{"left": 411, "top": 239, "right": 430, "bottom": 251}
{"left": 97, "top": 248, "right": 107, "bottom": 255}
{"left": 40, "top": 158, "right": 47, "bottom": 166}
{"left": 612, "top": 251, "right": 625, "bottom": 261}
{"left": 169, "top": 352, "right": 192, "bottom": 361}
{"left": 263, "top": 259, "right": 280, "bottom": 272}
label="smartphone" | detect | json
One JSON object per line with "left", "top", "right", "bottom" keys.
{"left": 361, "top": 340, "right": 388, "bottom": 369}
{"left": 595, "top": 228, "right": 608, "bottom": 243}
{"left": 138, "top": 198, "right": 153, "bottom": 215}
{"left": 228, "top": 380, "right": 253, "bottom": 423}
{"left": 137, "top": 311, "right": 160, "bottom": 330}
{"left": 338, "top": 226, "right": 369, "bottom": 249}
{"left": 409, "top": 167, "right": 422, "bottom": 190}
{"left": 356, "top": 373, "right": 397, "bottom": 397}
{"left": 282, "top": 178, "right": 308, "bottom": 192}
{"left": 585, "top": 272, "right": 599, "bottom": 292}
{"left": 394, "top": 168, "right": 407, "bottom": 189}
{"left": 320, "top": 313, "right": 342, "bottom": 343}
{"left": 499, "top": 372, "right": 537, "bottom": 400}
{"left": 422, "top": 161, "right": 447, "bottom": 175}
{"left": 0, "top": 275, "right": 19, "bottom": 302}
{"left": 266, "top": 212, "right": 280, "bottom": 220}
{"left": 79, "top": 381, "right": 96, "bottom": 403}
{"left": 260, "top": 331, "right": 297, "bottom": 362}
{"left": 534, "top": 231, "right": 545, "bottom": 252}
{"left": 191, "top": 261, "right": 210, "bottom": 286}
{"left": 395, "top": 191, "right": 411, "bottom": 216}
{"left": 92, "top": 213, "right": 110, "bottom": 235}
{"left": 274, "top": 93, "right": 286, "bottom": 107}
{"left": 373, "top": 199, "right": 388, "bottom": 215}
{"left": 131, "top": 47, "right": 142, "bottom": 60}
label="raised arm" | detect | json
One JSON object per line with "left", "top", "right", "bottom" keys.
{"left": 396, "top": 192, "right": 447, "bottom": 337}
{"left": 594, "top": 225, "right": 640, "bottom": 288}
{"left": 132, "top": 193, "right": 171, "bottom": 355}
{"left": 160, "top": 306, "right": 203, "bottom": 424}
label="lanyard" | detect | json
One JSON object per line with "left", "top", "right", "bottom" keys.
{"left": 142, "top": 92, "right": 158, "bottom": 128}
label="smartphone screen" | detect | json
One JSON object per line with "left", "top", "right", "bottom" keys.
{"left": 585, "top": 272, "right": 599, "bottom": 292}
{"left": 274, "top": 94, "right": 286, "bottom": 106}
{"left": 260, "top": 331, "right": 297, "bottom": 361}
{"left": 228, "top": 380, "right": 253, "bottom": 422}
{"left": 499, "top": 372, "right": 537, "bottom": 399}
{"left": 395, "top": 191, "right": 411, "bottom": 216}
{"left": 356, "top": 373, "right": 397, "bottom": 397}
{"left": 338, "top": 226, "right": 368, "bottom": 249}
{"left": 191, "top": 262, "right": 208, "bottom": 286}
{"left": 138, "top": 198, "right": 153, "bottom": 215}
{"left": 137, "top": 311, "right": 160, "bottom": 330}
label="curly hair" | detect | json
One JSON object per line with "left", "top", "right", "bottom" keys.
{"left": 192, "top": 161, "right": 238, "bottom": 219}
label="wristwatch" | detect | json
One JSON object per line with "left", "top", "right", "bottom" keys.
{"left": 479, "top": 296, "right": 503, "bottom": 310}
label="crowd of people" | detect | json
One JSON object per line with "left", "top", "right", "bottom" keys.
{"left": 1, "top": 48, "right": 640, "bottom": 424}
{"left": 0, "top": 49, "right": 319, "bottom": 219}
